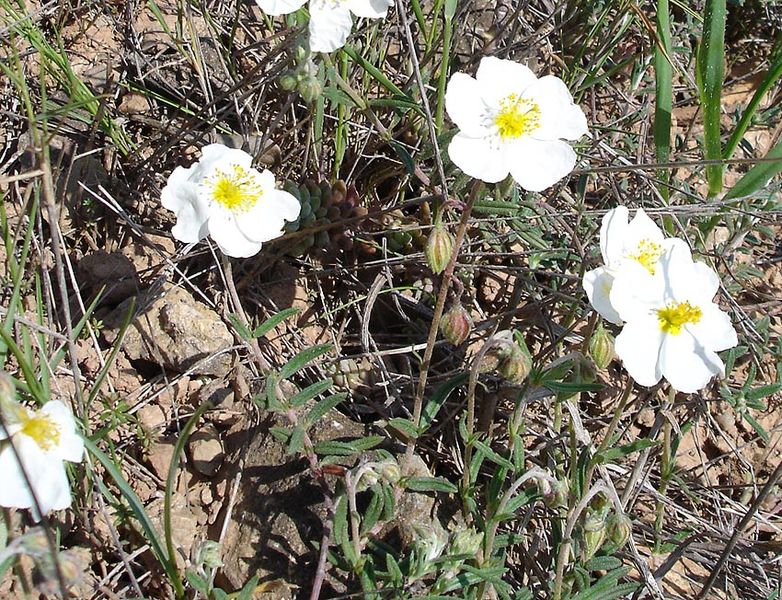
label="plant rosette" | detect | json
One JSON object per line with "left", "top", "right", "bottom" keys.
{"left": 582, "top": 206, "right": 681, "bottom": 324}
{"left": 611, "top": 242, "right": 738, "bottom": 393}
{"left": 444, "top": 56, "right": 588, "bottom": 191}
{"left": 256, "top": 0, "right": 393, "bottom": 53}
{"left": 161, "top": 144, "right": 300, "bottom": 258}
{"left": 0, "top": 400, "right": 84, "bottom": 519}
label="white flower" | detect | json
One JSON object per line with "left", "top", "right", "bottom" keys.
{"left": 161, "top": 144, "right": 300, "bottom": 258}
{"left": 256, "top": 0, "right": 393, "bottom": 53}
{"left": 582, "top": 206, "right": 681, "bottom": 324}
{"left": 611, "top": 243, "right": 738, "bottom": 393}
{"left": 444, "top": 56, "right": 588, "bottom": 190}
{"left": 0, "top": 400, "right": 84, "bottom": 519}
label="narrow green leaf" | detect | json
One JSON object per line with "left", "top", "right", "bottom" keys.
{"left": 227, "top": 313, "right": 253, "bottom": 341}
{"left": 745, "top": 383, "right": 782, "bottom": 402}
{"left": 185, "top": 570, "right": 209, "bottom": 593}
{"left": 654, "top": 0, "right": 673, "bottom": 200}
{"left": 388, "top": 417, "right": 420, "bottom": 439}
{"left": 288, "top": 379, "right": 333, "bottom": 408}
{"left": 287, "top": 425, "right": 306, "bottom": 455}
{"left": 421, "top": 372, "right": 467, "bottom": 430}
{"left": 595, "top": 438, "right": 657, "bottom": 464}
{"left": 473, "top": 440, "right": 514, "bottom": 470}
{"left": 724, "top": 54, "right": 782, "bottom": 160}
{"left": 305, "top": 393, "right": 346, "bottom": 427}
{"left": 279, "top": 344, "right": 333, "bottom": 379}
{"left": 724, "top": 138, "right": 782, "bottom": 200}
{"left": 696, "top": 0, "right": 727, "bottom": 196}
{"left": 404, "top": 476, "right": 457, "bottom": 494}
{"left": 545, "top": 380, "right": 603, "bottom": 394}
{"left": 252, "top": 307, "right": 300, "bottom": 339}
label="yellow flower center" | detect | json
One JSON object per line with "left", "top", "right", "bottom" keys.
{"left": 657, "top": 301, "right": 703, "bottom": 336}
{"left": 210, "top": 165, "right": 263, "bottom": 213}
{"left": 627, "top": 238, "right": 663, "bottom": 275}
{"left": 494, "top": 94, "right": 541, "bottom": 140}
{"left": 21, "top": 412, "right": 61, "bottom": 451}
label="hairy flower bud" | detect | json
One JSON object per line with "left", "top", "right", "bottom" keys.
{"left": 542, "top": 479, "right": 569, "bottom": 509}
{"left": 298, "top": 76, "right": 322, "bottom": 103}
{"left": 497, "top": 337, "right": 533, "bottom": 384}
{"left": 605, "top": 512, "right": 632, "bottom": 549}
{"left": 278, "top": 72, "right": 298, "bottom": 91}
{"left": 582, "top": 498, "right": 609, "bottom": 560}
{"left": 440, "top": 302, "right": 473, "bottom": 345}
{"left": 425, "top": 222, "right": 454, "bottom": 274}
{"left": 589, "top": 323, "right": 615, "bottom": 370}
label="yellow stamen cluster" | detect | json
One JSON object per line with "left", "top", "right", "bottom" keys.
{"left": 628, "top": 238, "right": 663, "bottom": 275}
{"left": 210, "top": 165, "right": 263, "bottom": 213}
{"left": 21, "top": 412, "right": 61, "bottom": 451}
{"left": 494, "top": 94, "right": 541, "bottom": 140}
{"left": 657, "top": 301, "right": 703, "bottom": 335}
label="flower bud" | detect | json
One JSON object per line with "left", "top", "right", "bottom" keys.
{"left": 582, "top": 510, "right": 607, "bottom": 561}
{"left": 440, "top": 303, "right": 472, "bottom": 346}
{"left": 588, "top": 323, "right": 615, "bottom": 370}
{"left": 425, "top": 222, "right": 454, "bottom": 274}
{"left": 542, "top": 479, "right": 569, "bottom": 509}
{"left": 298, "top": 77, "right": 322, "bottom": 103}
{"left": 278, "top": 72, "right": 298, "bottom": 91}
{"left": 605, "top": 512, "right": 632, "bottom": 549}
{"left": 498, "top": 345, "right": 532, "bottom": 384}
{"left": 195, "top": 540, "right": 224, "bottom": 570}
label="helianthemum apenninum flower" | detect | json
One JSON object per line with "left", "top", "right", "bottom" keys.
{"left": 256, "top": 0, "right": 393, "bottom": 53}
{"left": 161, "top": 144, "right": 300, "bottom": 258}
{"left": 610, "top": 243, "right": 738, "bottom": 393}
{"left": 582, "top": 206, "right": 682, "bottom": 324}
{"left": 0, "top": 393, "right": 84, "bottom": 519}
{"left": 445, "top": 56, "right": 588, "bottom": 191}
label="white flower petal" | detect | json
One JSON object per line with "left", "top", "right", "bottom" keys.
{"left": 688, "top": 304, "right": 738, "bottom": 352}
{"left": 524, "top": 75, "right": 587, "bottom": 141}
{"left": 170, "top": 196, "right": 210, "bottom": 244}
{"left": 161, "top": 165, "right": 197, "bottom": 212}
{"left": 207, "top": 212, "right": 263, "bottom": 258}
{"left": 40, "top": 401, "right": 84, "bottom": 463}
{"left": 692, "top": 261, "right": 721, "bottom": 304}
{"left": 615, "top": 318, "right": 664, "bottom": 387}
{"left": 236, "top": 190, "right": 301, "bottom": 243}
{"left": 255, "top": 0, "right": 306, "bottom": 16}
{"left": 348, "top": 0, "right": 392, "bottom": 19}
{"left": 582, "top": 267, "right": 622, "bottom": 324}
{"left": 447, "top": 134, "right": 509, "bottom": 183}
{"left": 445, "top": 72, "right": 491, "bottom": 138}
{"left": 309, "top": 4, "right": 353, "bottom": 53}
{"left": 610, "top": 263, "right": 663, "bottom": 323}
{"left": 625, "top": 208, "right": 665, "bottom": 248}
{"left": 659, "top": 332, "right": 722, "bottom": 393}
{"left": 476, "top": 57, "right": 537, "bottom": 106}
{"left": 506, "top": 138, "right": 577, "bottom": 192}
{"left": 0, "top": 437, "right": 71, "bottom": 519}
{"left": 599, "top": 206, "right": 629, "bottom": 266}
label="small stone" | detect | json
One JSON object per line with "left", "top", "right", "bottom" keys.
{"left": 147, "top": 438, "right": 176, "bottom": 480}
{"left": 188, "top": 423, "right": 224, "bottom": 476}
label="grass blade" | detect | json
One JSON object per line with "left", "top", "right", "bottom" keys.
{"left": 723, "top": 54, "right": 782, "bottom": 161}
{"left": 724, "top": 139, "right": 782, "bottom": 200}
{"left": 654, "top": 0, "right": 673, "bottom": 200}
{"left": 696, "top": 0, "right": 727, "bottom": 196}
